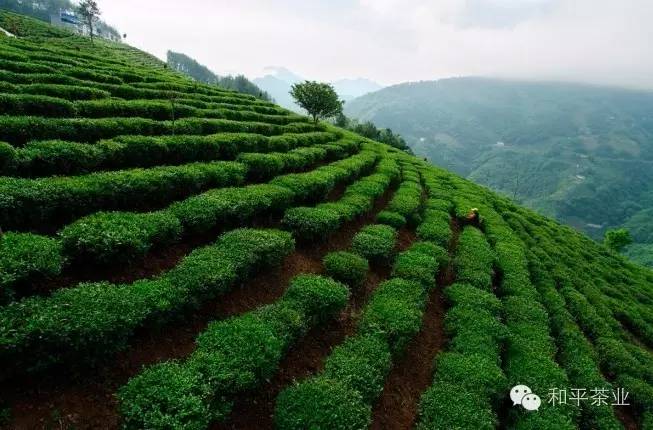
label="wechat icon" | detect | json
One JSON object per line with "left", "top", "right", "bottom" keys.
{"left": 511, "top": 385, "right": 541, "bottom": 411}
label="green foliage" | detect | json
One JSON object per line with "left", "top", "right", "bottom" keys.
{"left": 604, "top": 228, "right": 633, "bottom": 252}
{"left": 120, "top": 273, "right": 348, "bottom": 429}
{"left": 0, "top": 161, "right": 246, "bottom": 230}
{"left": 392, "top": 241, "right": 446, "bottom": 287}
{"left": 167, "top": 51, "right": 271, "bottom": 101}
{"left": 376, "top": 210, "right": 406, "bottom": 229}
{"left": 283, "top": 274, "right": 350, "bottom": 323}
{"left": 417, "top": 383, "right": 497, "bottom": 430}
{"left": 275, "top": 377, "right": 370, "bottom": 430}
{"left": 323, "top": 251, "right": 369, "bottom": 288}
{"left": 0, "top": 229, "right": 294, "bottom": 376}
{"left": 118, "top": 361, "right": 213, "bottom": 430}
{"left": 282, "top": 207, "right": 341, "bottom": 241}
{"left": 290, "top": 81, "right": 343, "bottom": 123}
{"left": 351, "top": 224, "right": 397, "bottom": 263}
{"left": 322, "top": 334, "right": 392, "bottom": 403}
{"left": 0, "top": 232, "right": 63, "bottom": 303}
{"left": 358, "top": 278, "right": 425, "bottom": 355}
{"left": 60, "top": 211, "right": 182, "bottom": 264}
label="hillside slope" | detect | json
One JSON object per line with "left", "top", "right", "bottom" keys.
{"left": 345, "top": 77, "right": 653, "bottom": 266}
{"left": 0, "top": 12, "right": 652, "bottom": 430}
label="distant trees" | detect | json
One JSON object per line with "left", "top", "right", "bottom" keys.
{"left": 335, "top": 113, "right": 412, "bottom": 154}
{"left": 290, "top": 81, "right": 343, "bottom": 123}
{"left": 77, "top": 0, "right": 100, "bottom": 43}
{"left": 604, "top": 228, "right": 632, "bottom": 252}
{"left": 166, "top": 51, "right": 271, "bottom": 101}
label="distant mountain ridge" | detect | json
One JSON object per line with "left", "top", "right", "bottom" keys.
{"left": 253, "top": 67, "right": 383, "bottom": 111}
{"left": 345, "top": 77, "right": 653, "bottom": 266}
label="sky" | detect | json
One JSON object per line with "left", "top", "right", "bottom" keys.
{"left": 100, "top": 0, "right": 653, "bottom": 89}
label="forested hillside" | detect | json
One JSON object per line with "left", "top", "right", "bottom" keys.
{"left": 0, "top": 11, "right": 652, "bottom": 430}
{"left": 346, "top": 77, "right": 653, "bottom": 266}
{"left": 167, "top": 51, "right": 271, "bottom": 101}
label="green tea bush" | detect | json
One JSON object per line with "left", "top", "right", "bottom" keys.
{"left": 283, "top": 274, "right": 350, "bottom": 323}
{"left": 376, "top": 210, "right": 406, "bottom": 228}
{"left": 322, "top": 334, "right": 392, "bottom": 402}
{"left": 432, "top": 352, "right": 508, "bottom": 400}
{"left": 0, "top": 93, "right": 76, "bottom": 117}
{"left": 19, "top": 83, "right": 111, "bottom": 100}
{"left": 0, "top": 161, "right": 246, "bottom": 230}
{"left": 118, "top": 361, "right": 213, "bottom": 430}
{"left": 120, "top": 273, "right": 348, "bottom": 429}
{"left": 454, "top": 227, "right": 495, "bottom": 290}
{"left": 417, "top": 209, "right": 451, "bottom": 247}
{"left": 0, "top": 232, "right": 64, "bottom": 303}
{"left": 323, "top": 251, "right": 369, "bottom": 288}
{"left": 282, "top": 207, "right": 341, "bottom": 241}
{"left": 60, "top": 211, "right": 182, "bottom": 264}
{"left": 417, "top": 383, "right": 497, "bottom": 430}
{"left": 275, "top": 377, "right": 370, "bottom": 430}
{"left": 387, "top": 181, "right": 422, "bottom": 225}
{"left": 392, "top": 242, "right": 446, "bottom": 286}
{"left": 172, "top": 184, "right": 294, "bottom": 235}
{"left": 352, "top": 224, "right": 397, "bottom": 263}
{"left": 0, "top": 229, "right": 294, "bottom": 377}
{"left": 358, "top": 278, "right": 425, "bottom": 355}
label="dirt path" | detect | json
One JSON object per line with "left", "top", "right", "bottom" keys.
{"left": 2, "top": 187, "right": 394, "bottom": 430}
{"left": 368, "top": 218, "right": 460, "bottom": 430}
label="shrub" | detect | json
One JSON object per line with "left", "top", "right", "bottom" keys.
{"left": 120, "top": 272, "right": 347, "bottom": 428}
{"left": 416, "top": 219, "right": 451, "bottom": 247}
{"left": 417, "top": 383, "right": 496, "bottom": 430}
{"left": 433, "top": 352, "right": 508, "bottom": 400}
{"left": 171, "top": 184, "right": 294, "bottom": 235}
{"left": 237, "top": 152, "right": 285, "bottom": 180}
{"left": 0, "top": 161, "right": 246, "bottom": 230}
{"left": 323, "top": 251, "right": 369, "bottom": 288}
{"left": 0, "top": 232, "right": 64, "bottom": 303}
{"left": 0, "top": 93, "right": 76, "bottom": 117}
{"left": 118, "top": 361, "right": 212, "bottom": 430}
{"left": 282, "top": 207, "right": 342, "bottom": 241}
{"left": 392, "top": 246, "right": 443, "bottom": 287}
{"left": 0, "top": 142, "right": 16, "bottom": 172}
{"left": 322, "top": 334, "right": 392, "bottom": 402}
{"left": 275, "top": 377, "right": 370, "bottom": 430}
{"left": 376, "top": 210, "right": 406, "bottom": 229}
{"left": 283, "top": 274, "right": 350, "bottom": 323}
{"left": 60, "top": 211, "right": 182, "bottom": 264}
{"left": 0, "top": 229, "right": 294, "bottom": 377}
{"left": 454, "top": 227, "right": 495, "bottom": 291}
{"left": 351, "top": 224, "right": 397, "bottom": 263}
{"left": 444, "top": 283, "right": 502, "bottom": 316}
{"left": 358, "top": 278, "right": 425, "bottom": 354}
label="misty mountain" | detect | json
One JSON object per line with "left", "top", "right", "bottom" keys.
{"left": 253, "top": 67, "right": 383, "bottom": 111}
{"left": 345, "top": 77, "right": 653, "bottom": 266}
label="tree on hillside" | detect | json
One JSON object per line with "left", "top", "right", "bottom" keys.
{"left": 604, "top": 228, "right": 632, "bottom": 252}
{"left": 290, "top": 81, "right": 343, "bottom": 123}
{"left": 77, "top": 0, "right": 100, "bottom": 43}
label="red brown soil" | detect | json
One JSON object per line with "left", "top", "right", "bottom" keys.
{"left": 614, "top": 405, "right": 640, "bottom": 430}
{"left": 368, "top": 217, "right": 459, "bottom": 430}
{"left": 1, "top": 188, "right": 395, "bottom": 430}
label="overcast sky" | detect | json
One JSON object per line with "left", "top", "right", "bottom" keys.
{"left": 100, "top": 0, "right": 653, "bottom": 89}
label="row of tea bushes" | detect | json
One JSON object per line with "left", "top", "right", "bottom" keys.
{"left": 0, "top": 228, "right": 294, "bottom": 379}
{"left": 118, "top": 274, "right": 350, "bottom": 429}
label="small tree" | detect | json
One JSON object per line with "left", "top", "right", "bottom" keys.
{"left": 77, "top": 0, "right": 101, "bottom": 43}
{"left": 604, "top": 228, "right": 632, "bottom": 252}
{"left": 290, "top": 81, "right": 343, "bottom": 123}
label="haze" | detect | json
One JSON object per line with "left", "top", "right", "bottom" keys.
{"left": 100, "top": 0, "right": 653, "bottom": 89}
